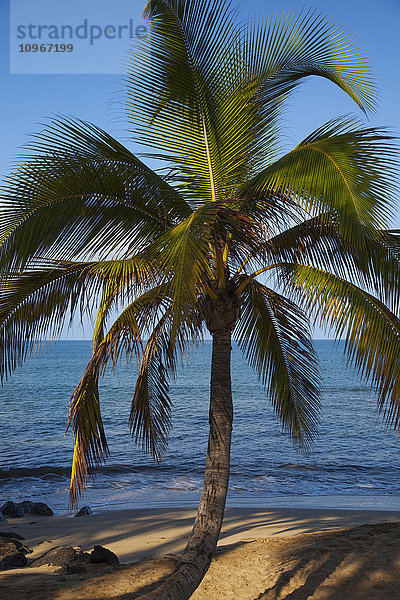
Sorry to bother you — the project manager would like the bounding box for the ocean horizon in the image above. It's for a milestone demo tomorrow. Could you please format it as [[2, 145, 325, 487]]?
[[1, 339, 400, 514]]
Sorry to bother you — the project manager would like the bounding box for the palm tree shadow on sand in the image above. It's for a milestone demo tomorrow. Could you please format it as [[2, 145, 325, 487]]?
[[255, 522, 400, 600], [1, 521, 400, 599]]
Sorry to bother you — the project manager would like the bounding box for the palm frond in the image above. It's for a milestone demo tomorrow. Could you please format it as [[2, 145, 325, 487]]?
[[0, 263, 96, 382], [66, 284, 173, 507], [150, 203, 218, 340], [125, 0, 241, 202], [246, 8, 376, 115], [130, 312, 174, 460], [90, 255, 161, 347], [235, 278, 320, 447], [0, 118, 191, 275], [0, 256, 157, 381], [67, 364, 108, 508], [130, 307, 203, 460], [238, 217, 400, 314], [128, 2, 378, 199], [280, 263, 400, 431], [240, 118, 398, 243], [152, 199, 270, 339]]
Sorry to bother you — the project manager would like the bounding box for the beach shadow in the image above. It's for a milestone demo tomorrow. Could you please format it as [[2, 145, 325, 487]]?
[[0, 540, 249, 600], [254, 522, 400, 600], [0, 560, 177, 600], [219, 506, 400, 540], [2, 513, 400, 600], [256, 548, 344, 600], [3, 506, 399, 566], [90, 541, 250, 600]]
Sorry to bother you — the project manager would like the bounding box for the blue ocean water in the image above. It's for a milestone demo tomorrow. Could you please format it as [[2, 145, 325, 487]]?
[[1, 340, 400, 513]]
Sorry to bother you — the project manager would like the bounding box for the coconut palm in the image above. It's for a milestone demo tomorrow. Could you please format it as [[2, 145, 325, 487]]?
[[1, 1, 400, 598]]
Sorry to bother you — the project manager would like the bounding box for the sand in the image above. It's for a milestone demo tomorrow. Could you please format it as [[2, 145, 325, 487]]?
[[1, 506, 400, 599]]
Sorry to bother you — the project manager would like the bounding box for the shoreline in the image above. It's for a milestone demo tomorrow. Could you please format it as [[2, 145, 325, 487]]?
[[36, 493, 400, 516], [1, 504, 400, 564]]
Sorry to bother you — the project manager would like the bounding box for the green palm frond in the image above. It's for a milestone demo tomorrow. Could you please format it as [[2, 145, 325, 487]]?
[[67, 284, 173, 506], [0, 257, 158, 381], [0, 118, 191, 275], [25, 118, 191, 224], [0, 263, 96, 382], [384, 230, 400, 264], [151, 203, 216, 339], [130, 312, 174, 461], [67, 365, 107, 508], [280, 264, 400, 430], [235, 278, 320, 447], [131, 306, 204, 461], [238, 217, 400, 314], [127, 0, 241, 202], [247, 9, 376, 115], [128, 2, 378, 199], [89, 257, 161, 347], [92, 284, 119, 351], [241, 118, 398, 242], [236, 215, 349, 279], [152, 200, 268, 339]]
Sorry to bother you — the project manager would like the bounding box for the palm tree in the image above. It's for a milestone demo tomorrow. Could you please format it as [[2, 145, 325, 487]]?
[[1, 0, 400, 597]]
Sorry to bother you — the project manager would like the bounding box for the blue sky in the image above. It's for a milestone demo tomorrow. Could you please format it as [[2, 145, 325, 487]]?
[[0, 0, 399, 339]]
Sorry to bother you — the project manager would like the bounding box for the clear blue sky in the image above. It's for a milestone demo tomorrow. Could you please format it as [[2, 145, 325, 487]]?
[[1, 0, 399, 339]]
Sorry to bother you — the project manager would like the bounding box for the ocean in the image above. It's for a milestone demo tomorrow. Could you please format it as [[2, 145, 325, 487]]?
[[1, 340, 400, 514]]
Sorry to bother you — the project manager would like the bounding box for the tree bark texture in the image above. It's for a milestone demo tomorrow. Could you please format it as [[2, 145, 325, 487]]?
[[140, 329, 233, 599]]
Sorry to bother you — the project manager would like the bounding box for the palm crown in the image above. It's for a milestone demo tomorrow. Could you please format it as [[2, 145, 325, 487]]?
[[1, 0, 399, 516]]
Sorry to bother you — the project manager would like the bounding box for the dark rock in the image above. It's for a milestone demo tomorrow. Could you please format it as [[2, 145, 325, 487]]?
[[0, 540, 21, 560], [75, 506, 92, 517], [1, 501, 24, 518], [90, 545, 119, 566], [29, 502, 53, 516], [0, 537, 23, 550], [0, 551, 28, 570], [30, 545, 90, 568], [0, 538, 32, 558], [19, 545, 32, 555], [0, 531, 25, 540], [0, 539, 30, 570], [18, 501, 53, 516], [0, 512, 4, 521], [55, 564, 87, 575]]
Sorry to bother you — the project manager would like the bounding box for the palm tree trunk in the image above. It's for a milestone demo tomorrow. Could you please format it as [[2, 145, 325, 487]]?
[[141, 329, 233, 599]]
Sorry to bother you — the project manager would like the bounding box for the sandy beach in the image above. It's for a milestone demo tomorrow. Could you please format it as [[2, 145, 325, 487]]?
[[1, 506, 400, 599]]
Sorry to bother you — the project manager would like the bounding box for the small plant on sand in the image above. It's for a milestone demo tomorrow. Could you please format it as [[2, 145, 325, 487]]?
[[1, 1, 400, 598]]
